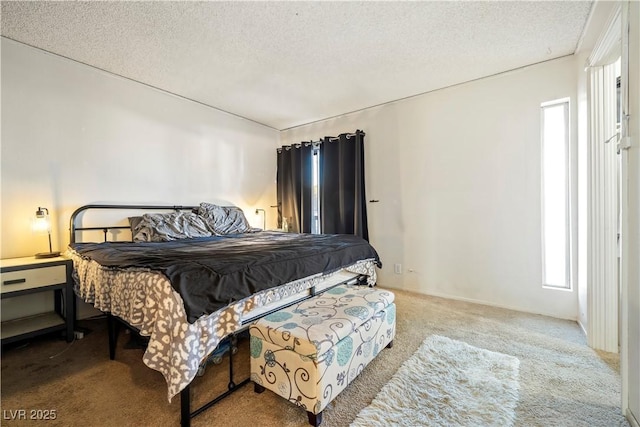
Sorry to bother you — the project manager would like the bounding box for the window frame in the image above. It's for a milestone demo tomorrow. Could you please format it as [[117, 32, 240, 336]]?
[[540, 97, 572, 290]]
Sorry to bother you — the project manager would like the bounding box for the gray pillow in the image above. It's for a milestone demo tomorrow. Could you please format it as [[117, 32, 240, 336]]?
[[130, 211, 213, 242], [128, 216, 144, 238], [197, 203, 252, 235]]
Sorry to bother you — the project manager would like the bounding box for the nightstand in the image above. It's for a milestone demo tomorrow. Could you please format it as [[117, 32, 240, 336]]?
[[1, 256, 75, 344]]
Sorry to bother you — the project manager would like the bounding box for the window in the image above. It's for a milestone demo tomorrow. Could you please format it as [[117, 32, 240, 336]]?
[[311, 145, 321, 234], [541, 98, 571, 289]]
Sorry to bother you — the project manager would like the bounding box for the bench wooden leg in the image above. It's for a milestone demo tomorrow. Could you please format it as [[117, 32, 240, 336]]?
[[307, 411, 322, 427], [254, 383, 265, 393], [386, 340, 394, 349]]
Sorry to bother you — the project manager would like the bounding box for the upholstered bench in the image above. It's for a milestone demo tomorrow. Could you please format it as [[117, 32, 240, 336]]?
[[249, 284, 396, 426]]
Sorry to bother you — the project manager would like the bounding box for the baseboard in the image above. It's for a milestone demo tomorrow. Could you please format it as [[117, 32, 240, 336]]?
[[407, 288, 577, 322], [628, 409, 640, 427]]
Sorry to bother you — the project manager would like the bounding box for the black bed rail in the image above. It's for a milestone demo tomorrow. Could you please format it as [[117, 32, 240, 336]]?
[[69, 204, 198, 243]]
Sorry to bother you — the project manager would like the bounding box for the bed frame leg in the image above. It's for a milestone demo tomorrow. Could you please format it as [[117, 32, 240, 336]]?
[[386, 340, 394, 349], [181, 385, 191, 427], [227, 335, 237, 389], [107, 314, 120, 360]]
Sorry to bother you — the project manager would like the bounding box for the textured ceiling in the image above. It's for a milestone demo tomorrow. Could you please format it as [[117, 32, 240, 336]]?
[[1, 1, 593, 130]]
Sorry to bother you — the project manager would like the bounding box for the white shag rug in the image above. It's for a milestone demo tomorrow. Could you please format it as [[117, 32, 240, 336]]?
[[351, 335, 520, 427]]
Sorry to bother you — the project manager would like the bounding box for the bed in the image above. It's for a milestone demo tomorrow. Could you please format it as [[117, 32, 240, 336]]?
[[67, 203, 381, 426]]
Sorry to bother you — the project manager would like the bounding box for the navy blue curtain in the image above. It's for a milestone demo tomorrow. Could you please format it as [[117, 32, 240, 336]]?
[[320, 130, 369, 240], [276, 143, 313, 233]]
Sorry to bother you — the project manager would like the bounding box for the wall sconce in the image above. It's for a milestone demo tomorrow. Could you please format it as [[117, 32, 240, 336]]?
[[32, 207, 60, 259], [255, 208, 266, 230]]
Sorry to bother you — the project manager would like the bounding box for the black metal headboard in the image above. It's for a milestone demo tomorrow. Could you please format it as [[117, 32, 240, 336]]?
[[69, 204, 198, 244]]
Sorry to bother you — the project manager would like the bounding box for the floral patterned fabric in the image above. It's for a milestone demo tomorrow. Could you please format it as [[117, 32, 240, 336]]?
[[250, 284, 396, 415]]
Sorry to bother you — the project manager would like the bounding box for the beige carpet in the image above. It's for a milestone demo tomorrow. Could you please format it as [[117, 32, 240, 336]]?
[[0, 288, 629, 427], [350, 335, 520, 427]]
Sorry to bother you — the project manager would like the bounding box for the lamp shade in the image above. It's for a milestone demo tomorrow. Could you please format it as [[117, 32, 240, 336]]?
[[32, 207, 52, 233], [32, 207, 60, 259]]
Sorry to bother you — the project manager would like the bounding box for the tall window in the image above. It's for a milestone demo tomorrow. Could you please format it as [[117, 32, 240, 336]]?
[[541, 98, 571, 289], [311, 145, 321, 234]]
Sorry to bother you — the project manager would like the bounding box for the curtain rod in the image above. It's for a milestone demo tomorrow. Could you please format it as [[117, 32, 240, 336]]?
[[279, 130, 365, 150], [327, 130, 365, 142]]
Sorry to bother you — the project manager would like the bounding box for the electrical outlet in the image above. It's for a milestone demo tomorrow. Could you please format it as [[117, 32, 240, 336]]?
[[394, 263, 402, 274]]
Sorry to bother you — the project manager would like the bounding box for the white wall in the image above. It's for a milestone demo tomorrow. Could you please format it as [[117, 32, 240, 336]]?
[[1, 39, 280, 319], [1, 38, 280, 259], [282, 56, 579, 320], [1, 39, 581, 322]]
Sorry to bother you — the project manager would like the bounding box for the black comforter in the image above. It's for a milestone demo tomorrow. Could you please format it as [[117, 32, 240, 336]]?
[[70, 232, 381, 323]]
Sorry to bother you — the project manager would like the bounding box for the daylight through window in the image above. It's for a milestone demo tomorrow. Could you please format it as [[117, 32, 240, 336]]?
[[541, 99, 571, 289]]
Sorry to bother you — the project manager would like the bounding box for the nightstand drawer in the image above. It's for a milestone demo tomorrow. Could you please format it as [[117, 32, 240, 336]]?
[[1, 265, 67, 294]]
